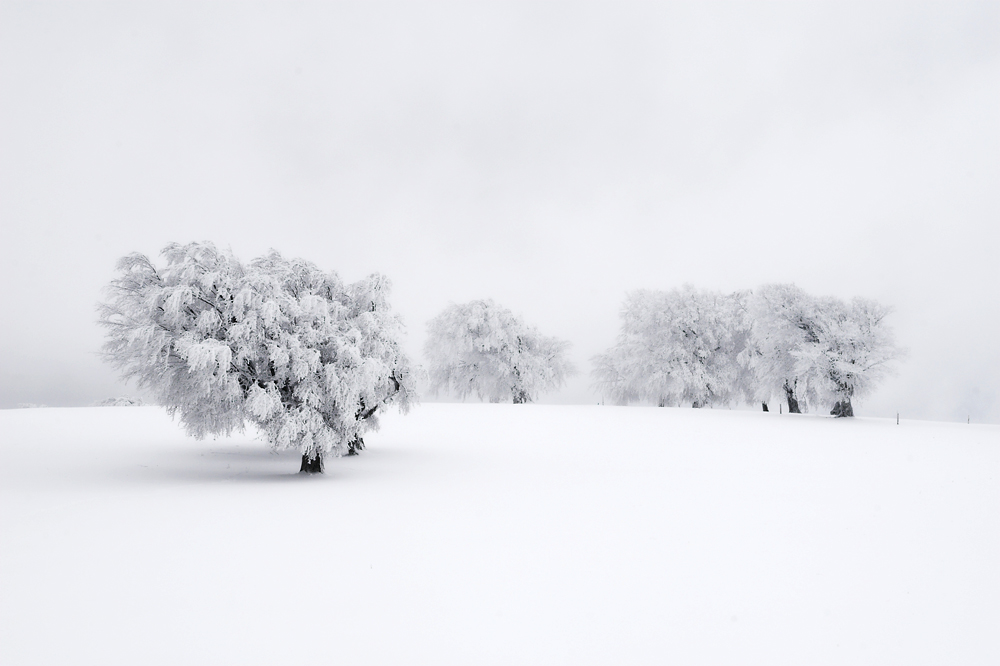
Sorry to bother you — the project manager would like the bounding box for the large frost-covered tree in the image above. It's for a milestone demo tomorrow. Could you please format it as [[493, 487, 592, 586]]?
[[424, 300, 574, 404], [98, 242, 415, 473], [743, 284, 901, 417], [742, 283, 825, 414], [799, 296, 902, 417], [593, 286, 745, 408]]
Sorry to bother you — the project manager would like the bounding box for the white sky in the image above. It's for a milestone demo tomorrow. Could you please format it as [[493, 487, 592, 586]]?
[[1, 2, 997, 422]]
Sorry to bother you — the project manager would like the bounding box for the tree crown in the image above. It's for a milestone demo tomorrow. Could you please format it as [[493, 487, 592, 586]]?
[[424, 299, 574, 404], [98, 242, 415, 458]]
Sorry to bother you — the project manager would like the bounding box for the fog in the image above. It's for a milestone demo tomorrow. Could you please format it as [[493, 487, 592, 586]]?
[[1, 2, 997, 422]]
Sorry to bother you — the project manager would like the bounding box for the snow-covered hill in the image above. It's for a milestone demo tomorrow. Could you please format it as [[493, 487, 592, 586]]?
[[1, 404, 997, 665]]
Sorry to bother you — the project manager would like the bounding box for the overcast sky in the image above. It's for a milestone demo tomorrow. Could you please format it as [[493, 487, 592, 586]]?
[[1, 1, 997, 422]]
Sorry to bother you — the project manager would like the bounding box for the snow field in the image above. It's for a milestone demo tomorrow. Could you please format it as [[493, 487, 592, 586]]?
[[1, 404, 997, 665]]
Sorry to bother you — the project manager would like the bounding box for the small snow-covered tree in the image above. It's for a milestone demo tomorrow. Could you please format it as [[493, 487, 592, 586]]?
[[593, 286, 745, 408], [424, 300, 574, 403], [97, 242, 416, 473], [797, 296, 902, 417]]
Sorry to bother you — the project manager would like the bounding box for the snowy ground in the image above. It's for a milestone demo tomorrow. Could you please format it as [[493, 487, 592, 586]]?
[[1, 404, 997, 665]]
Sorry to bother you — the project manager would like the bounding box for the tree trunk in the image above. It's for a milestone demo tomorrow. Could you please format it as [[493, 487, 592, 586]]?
[[784, 382, 801, 414], [512, 389, 530, 404], [830, 399, 854, 417], [692, 400, 703, 408], [762, 402, 769, 412], [299, 451, 325, 474], [347, 435, 364, 456]]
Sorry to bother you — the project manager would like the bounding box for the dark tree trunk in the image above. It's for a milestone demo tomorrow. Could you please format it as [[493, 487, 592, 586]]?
[[299, 451, 325, 474], [762, 402, 769, 412], [692, 400, 703, 408], [512, 390, 530, 404], [784, 382, 801, 414], [830, 399, 854, 417], [347, 435, 365, 456]]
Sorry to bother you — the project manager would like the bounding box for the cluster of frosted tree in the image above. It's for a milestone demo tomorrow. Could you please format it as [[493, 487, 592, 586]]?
[[94, 396, 144, 407], [593, 284, 900, 417], [424, 300, 574, 404], [98, 242, 415, 473]]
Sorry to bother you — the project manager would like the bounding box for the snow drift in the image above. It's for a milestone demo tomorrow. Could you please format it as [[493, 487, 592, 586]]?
[[1, 404, 996, 665]]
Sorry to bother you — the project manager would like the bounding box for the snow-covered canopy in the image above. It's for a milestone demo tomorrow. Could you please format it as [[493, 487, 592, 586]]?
[[98, 242, 415, 459], [425, 299, 574, 404]]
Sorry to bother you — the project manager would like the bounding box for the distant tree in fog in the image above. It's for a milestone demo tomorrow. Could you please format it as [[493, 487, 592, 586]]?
[[94, 397, 144, 407], [425, 300, 574, 404], [98, 242, 416, 473], [595, 283, 901, 417], [593, 286, 745, 408]]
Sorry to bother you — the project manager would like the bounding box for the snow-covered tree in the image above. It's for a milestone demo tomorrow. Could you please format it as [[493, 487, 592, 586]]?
[[424, 300, 574, 403], [727, 289, 762, 409], [594, 282, 900, 416], [593, 286, 746, 408], [97, 242, 416, 473], [742, 283, 825, 413], [744, 285, 901, 417], [798, 296, 902, 417]]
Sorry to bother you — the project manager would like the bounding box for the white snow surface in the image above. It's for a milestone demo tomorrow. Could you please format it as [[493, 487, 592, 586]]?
[[1, 404, 997, 665]]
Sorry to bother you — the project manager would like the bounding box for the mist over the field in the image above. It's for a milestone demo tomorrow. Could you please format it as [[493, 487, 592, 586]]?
[[1, 2, 997, 422]]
